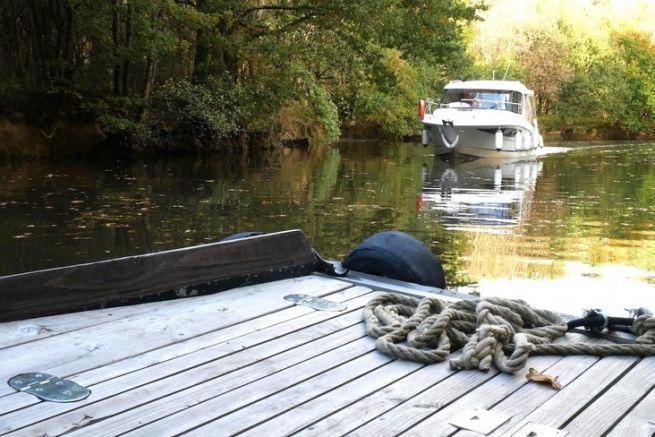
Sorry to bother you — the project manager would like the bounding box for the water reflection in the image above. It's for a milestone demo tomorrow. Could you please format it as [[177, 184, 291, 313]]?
[[418, 155, 542, 233], [2, 141, 655, 310]]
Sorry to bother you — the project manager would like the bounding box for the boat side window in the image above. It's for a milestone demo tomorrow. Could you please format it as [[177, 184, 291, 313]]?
[[478, 91, 516, 111], [524, 95, 535, 122], [440, 89, 525, 113], [478, 92, 500, 109], [509, 91, 523, 114], [441, 90, 474, 108]]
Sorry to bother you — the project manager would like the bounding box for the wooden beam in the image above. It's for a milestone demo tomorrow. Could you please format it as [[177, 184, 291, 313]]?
[[0, 229, 317, 322]]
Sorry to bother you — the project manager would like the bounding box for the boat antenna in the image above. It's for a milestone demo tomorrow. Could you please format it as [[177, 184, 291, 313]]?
[[502, 62, 511, 80]]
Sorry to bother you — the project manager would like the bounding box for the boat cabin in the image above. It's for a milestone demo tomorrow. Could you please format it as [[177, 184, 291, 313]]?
[[439, 80, 537, 121]]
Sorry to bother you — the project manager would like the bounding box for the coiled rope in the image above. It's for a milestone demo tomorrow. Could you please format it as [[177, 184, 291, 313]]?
[[363, 293, 655, 373]]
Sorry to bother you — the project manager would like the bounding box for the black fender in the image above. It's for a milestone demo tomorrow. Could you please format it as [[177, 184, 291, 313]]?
[[342, 231, 445, 288]]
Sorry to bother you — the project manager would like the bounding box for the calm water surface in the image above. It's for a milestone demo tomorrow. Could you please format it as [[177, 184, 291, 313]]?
[[2, 141, 655, 310]]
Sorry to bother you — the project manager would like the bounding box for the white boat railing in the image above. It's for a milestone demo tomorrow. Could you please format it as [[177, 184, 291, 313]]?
[[427, 98, 522, 114]]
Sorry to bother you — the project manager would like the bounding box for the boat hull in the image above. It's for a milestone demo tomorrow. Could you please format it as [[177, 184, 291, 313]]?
[[425, 124, 540, 158]]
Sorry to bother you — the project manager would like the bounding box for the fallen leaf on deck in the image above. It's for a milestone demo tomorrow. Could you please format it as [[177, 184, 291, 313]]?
[[526, 367, 561, 389]]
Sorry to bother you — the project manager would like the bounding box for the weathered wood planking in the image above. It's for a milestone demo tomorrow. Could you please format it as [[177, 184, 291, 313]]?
[[63, 322, 369, 437], [293, 353, 463, 437], [418, 355, 600, 437], [348, 366, 500, 436], [402, 354, 570, 437], [563, 356, 655, 435], [58, 337, 380, 437], [0, 284, 375, 435], [417, 334, 604, 436], [0, 297, 211, 350], [607, 381, 655, 436], [0, 275, 352, 401], [238, 359, 424, 436], [497, 355, 639, 436], [0, 229, 317, 321], [179, 350, 394, 436], [0, 286, 371, 430], [2, 269, 653, 436]]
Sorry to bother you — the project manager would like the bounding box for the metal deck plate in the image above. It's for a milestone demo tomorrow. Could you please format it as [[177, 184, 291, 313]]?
[[284, 294, 347, 312], [449, 408, 511, 434], [8, 372, 91, 402], [512, 423, 567, 437]]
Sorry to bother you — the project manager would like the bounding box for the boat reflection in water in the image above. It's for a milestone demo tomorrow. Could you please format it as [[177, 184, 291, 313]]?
[[418, 155, 543, 233]]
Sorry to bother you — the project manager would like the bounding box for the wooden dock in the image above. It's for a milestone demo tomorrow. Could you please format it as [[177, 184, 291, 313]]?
[[0, 230, 653, 436], [0, 273, 653, 436]]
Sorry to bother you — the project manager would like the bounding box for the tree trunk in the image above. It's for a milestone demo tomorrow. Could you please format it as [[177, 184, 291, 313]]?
[[139, 3, 164, 122], [192, 28, 208, 83], [140, 55, 158, 122], [112, 0, 122, 96], [122, 0, 133, 96], [191, 0, 208, 83]]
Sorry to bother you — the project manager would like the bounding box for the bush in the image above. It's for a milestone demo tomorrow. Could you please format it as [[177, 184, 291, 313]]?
[[151, 79, 242, 149]]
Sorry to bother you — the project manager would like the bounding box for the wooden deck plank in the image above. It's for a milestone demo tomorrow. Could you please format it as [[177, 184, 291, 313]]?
[[182, 351, 395, 436], [607, 384, 655, 436], [407, 334, 603, 436], [10, 322, 371, 437], [0, 283, 370, 420], [240, 359, 424, 436], [117, 339, 383, 436], [0, 230, 318, 322], [292, 354, 461, 437], [401, 355, 572, 437], [496, 355, 639, 436], [564, 356, 655, 436], [1, 290, 376, 434], [0, 303, 167, 350], [0, 275, 352, 398], [344, 366, 500, 436]]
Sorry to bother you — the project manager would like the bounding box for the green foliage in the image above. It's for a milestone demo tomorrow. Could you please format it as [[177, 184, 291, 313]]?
[[468, 1, 655, 138], [613, 32, 655, 133], [0, 0, 480, 151], [152, 78, 243, 147], [554, 31, 655, 135]]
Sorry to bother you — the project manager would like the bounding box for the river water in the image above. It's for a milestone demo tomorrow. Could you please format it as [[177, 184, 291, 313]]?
[[2, 141, 654, 314]]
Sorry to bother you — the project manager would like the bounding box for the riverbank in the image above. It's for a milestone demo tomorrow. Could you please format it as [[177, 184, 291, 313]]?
[[2, 116, 654, 159], [0, 118, 108, 158]]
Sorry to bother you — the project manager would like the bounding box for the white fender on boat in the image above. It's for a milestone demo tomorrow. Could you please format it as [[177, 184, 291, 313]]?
[[495, 129, 503, 151], [515, 130, 523, 150], [422, 128, 429, 146], [532, 131, 538, 148], [539, 134, 544, 148], [524, 132, 531, 149]]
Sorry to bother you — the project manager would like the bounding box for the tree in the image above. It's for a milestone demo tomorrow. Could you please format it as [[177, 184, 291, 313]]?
[[0, 0, 481, 152]]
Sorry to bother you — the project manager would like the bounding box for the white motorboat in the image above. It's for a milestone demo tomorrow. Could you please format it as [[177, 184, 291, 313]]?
[[418, 80, 544, 158]]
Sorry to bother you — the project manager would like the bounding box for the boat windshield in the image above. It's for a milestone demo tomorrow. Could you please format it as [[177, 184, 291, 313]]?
[[440, 89, 523, 114]]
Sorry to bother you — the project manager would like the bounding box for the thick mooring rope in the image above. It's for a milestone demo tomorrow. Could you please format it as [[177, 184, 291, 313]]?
[[363, 293, 655, 373]]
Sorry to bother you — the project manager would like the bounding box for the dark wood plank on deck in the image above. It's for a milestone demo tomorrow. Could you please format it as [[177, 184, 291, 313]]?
[[0, 229, 317, 322]]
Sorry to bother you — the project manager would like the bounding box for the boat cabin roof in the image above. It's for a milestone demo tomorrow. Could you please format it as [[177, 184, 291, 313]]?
[[445, 80, 533, 95]]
